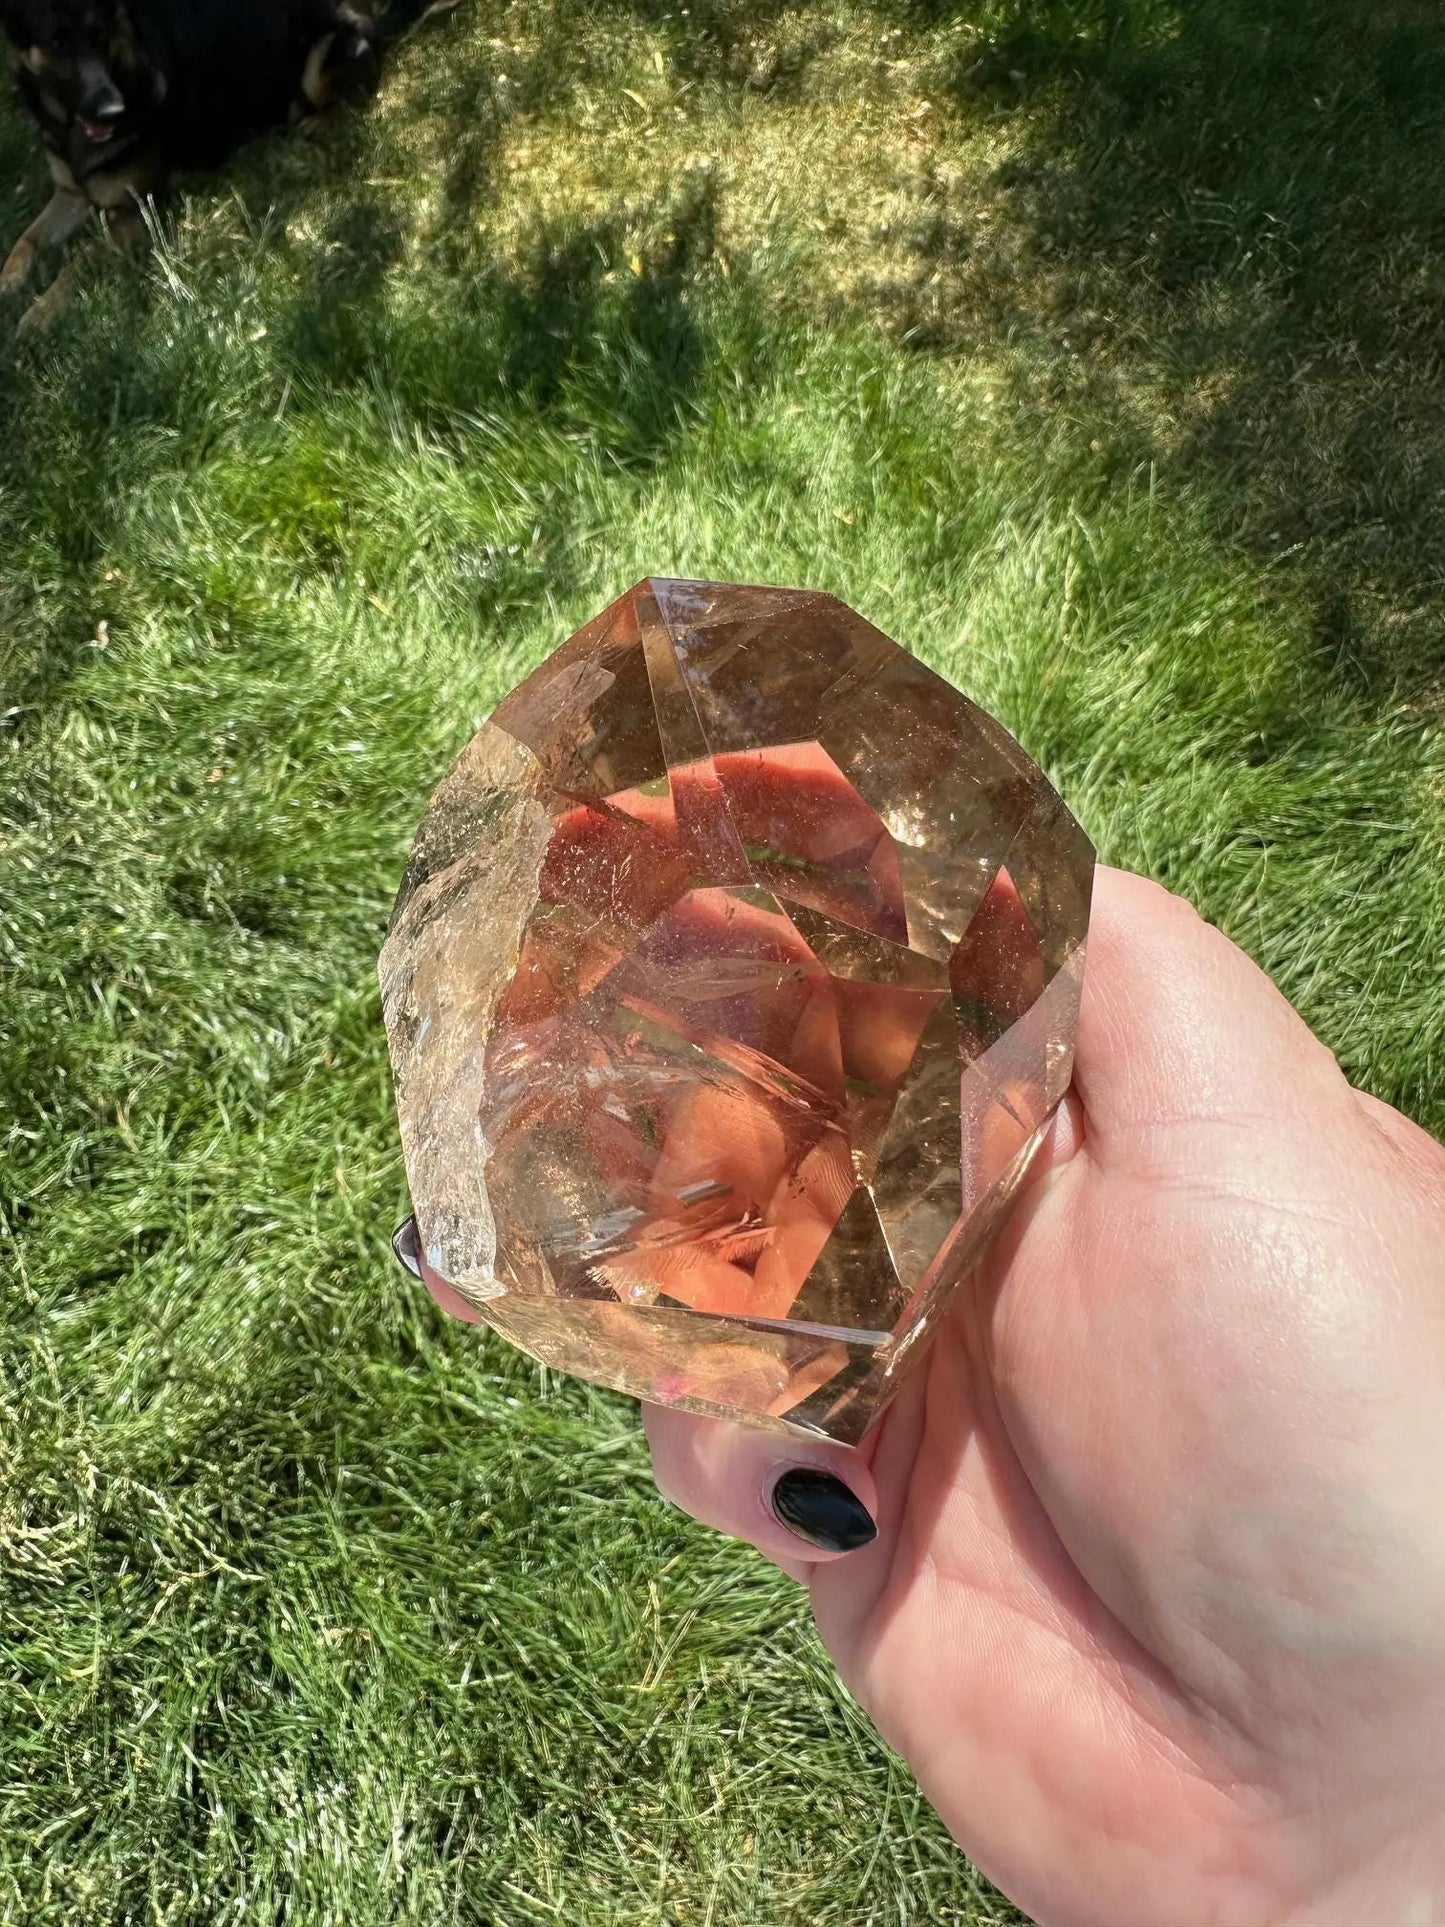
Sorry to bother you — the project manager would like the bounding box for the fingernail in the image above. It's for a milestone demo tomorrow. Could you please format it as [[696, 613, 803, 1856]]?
[[392, 1215, 422, 1277], [771, 1468, 877, 1553]]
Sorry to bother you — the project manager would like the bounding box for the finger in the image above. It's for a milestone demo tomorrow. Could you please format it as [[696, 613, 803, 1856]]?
[[1074, 865, 1354, 1151], [423, 1273, 485, 1323], [642, 1403, 879, 1572], [394, 1215, 485, 1324]]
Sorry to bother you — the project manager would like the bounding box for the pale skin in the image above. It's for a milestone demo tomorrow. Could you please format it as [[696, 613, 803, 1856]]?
[[422, 866, 1445, 1927]]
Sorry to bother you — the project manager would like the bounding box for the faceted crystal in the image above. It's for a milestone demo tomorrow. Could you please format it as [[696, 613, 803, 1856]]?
[[380, 580, 1094, 1442]]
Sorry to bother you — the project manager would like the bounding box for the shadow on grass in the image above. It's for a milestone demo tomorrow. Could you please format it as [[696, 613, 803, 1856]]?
[[0, 34, 719, 719], [865, 0, 1445, 700], [4, 0, 1443, 714], [273, 165, 716, 447]]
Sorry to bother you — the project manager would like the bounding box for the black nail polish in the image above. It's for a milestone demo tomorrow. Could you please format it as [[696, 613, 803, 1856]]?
[[771, 1468, 877, 1553], [392, 1215, 422, 1278]]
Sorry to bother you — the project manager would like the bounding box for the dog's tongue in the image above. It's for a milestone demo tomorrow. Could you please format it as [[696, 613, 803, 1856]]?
[[80, 117, 115, 144]]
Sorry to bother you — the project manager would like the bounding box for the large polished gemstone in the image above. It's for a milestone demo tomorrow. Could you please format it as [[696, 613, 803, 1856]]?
[[380, 580, 1093, 1442]]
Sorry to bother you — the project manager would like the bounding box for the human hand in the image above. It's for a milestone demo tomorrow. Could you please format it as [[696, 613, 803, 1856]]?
[[399, 736, 1445, 1926], [644, 866, 1445, 1927]]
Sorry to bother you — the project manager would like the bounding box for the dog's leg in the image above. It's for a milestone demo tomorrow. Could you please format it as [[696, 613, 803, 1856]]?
[[297, 18, 382, 117], [15, 198, 148, 339], [0, 189, 93, 301], [104, 202, 149, 252], [15, 256, 80, 336]]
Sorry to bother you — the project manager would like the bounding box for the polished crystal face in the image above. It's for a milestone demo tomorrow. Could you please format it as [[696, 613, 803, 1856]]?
[[380, 580, 1093, 1442]]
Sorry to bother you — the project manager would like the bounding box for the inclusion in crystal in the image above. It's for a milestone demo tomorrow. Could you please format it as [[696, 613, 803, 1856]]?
[[379, 580, 1093, 1442]]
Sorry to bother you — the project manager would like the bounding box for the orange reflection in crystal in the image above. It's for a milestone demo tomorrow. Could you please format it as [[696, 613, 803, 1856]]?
[[484, 745, 942, 1329], [380, 579, 1094, 1441]]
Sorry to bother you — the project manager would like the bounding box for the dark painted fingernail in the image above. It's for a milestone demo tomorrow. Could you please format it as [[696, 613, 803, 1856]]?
[[392, 1215, 422, 1277], [771, 1468, 877, 1553]]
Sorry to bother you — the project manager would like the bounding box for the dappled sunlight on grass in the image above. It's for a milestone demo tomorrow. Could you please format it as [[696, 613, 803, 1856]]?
[[1, 0, 1442, 1920]]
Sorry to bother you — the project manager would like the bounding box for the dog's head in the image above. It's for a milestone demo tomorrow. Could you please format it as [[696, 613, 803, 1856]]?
[[1, 0, 136, 148]]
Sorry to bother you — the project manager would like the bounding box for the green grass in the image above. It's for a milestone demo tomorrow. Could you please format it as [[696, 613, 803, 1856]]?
[[2, 0, 1443, 1920]]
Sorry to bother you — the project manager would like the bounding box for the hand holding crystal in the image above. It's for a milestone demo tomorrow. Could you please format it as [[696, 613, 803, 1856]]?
[[408, 807, 1445, 1921], [642, 865, 1445, 1927], [387, 584, 1445, 1926]]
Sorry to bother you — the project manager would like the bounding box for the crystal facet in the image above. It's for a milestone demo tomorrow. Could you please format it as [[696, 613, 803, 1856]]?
[[380, 581, 1094, 1442]]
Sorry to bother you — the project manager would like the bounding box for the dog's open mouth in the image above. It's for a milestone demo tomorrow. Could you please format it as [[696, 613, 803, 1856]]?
[[78, 116, 118, 144]]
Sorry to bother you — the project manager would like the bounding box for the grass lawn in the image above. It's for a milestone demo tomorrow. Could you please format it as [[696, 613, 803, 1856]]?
[[2, 0, 1443, 1919]]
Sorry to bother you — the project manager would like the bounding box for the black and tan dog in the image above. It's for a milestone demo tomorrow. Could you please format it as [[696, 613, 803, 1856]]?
[[1, 0, 438, 333]]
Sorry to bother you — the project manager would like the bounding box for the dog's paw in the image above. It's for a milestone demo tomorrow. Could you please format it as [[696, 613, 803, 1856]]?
[[0, 242, 36, 300], [15, 277, 73, 339]]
